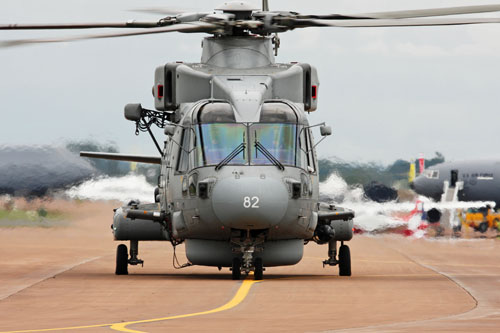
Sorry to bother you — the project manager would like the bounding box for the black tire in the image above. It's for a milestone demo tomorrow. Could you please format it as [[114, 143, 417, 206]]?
[[115, 244, 128, 275], [339, 244, 351, 277], [254, 257, 263, 280], [479, 222, 488, 233], [231, 257, 241, 280], [154, 187, 160, 203]]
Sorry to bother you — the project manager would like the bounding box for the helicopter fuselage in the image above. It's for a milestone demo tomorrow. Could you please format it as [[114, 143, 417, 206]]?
[[110, 35, 352, 276]]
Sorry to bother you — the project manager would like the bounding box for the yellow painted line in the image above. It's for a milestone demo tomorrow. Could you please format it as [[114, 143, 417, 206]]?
[[110, 279, 259, 332], [0, 323, 112, 333], [1, 279, 259, 333]]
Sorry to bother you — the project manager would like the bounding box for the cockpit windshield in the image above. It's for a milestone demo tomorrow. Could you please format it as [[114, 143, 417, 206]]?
[[189, 101, 314, 171], [195, 123, 247, 167], [251, 124, 296, 166], [194, 122, 300, 168]]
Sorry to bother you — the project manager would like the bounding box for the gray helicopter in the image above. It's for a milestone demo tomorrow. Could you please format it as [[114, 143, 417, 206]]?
[[4, 1, 500, 280]]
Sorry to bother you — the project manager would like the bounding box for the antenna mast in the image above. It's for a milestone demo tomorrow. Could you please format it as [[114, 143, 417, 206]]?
[[262, 0, 269, 11]]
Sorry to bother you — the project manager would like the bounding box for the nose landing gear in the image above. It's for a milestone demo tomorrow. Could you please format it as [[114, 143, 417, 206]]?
[[230, 229, 266, 280], [231, 256, 264, 280]]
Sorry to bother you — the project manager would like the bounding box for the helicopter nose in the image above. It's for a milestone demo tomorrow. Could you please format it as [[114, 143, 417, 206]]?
[[211, 176, 289, 229]]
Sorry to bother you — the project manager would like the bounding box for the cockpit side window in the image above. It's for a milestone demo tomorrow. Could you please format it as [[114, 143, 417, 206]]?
[[306, 129, 316, 173], [298, 129, 308, 169], [176, 129, 190, 173]]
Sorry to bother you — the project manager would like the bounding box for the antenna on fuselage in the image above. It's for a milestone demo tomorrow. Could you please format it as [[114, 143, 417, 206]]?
[[262, 0, 269, 11]]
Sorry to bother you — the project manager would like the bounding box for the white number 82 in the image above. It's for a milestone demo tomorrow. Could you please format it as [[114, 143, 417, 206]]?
[[243, 196, 260, 208]]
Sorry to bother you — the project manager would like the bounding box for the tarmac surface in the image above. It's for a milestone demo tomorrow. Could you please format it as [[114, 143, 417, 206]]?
[[1, 200, 500, 332]]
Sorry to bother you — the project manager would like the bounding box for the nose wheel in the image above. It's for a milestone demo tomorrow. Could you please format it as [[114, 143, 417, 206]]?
[[254, 257, 263, 280], [231, 257, 241, 280]]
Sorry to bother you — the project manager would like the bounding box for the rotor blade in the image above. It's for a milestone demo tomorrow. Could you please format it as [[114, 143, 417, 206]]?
[[129, 9, 211, 24], [130, 7, 189, 16], [0, 21, 166, 30], [299, 4, 500, 20], [80, 152, 161, 164], [361, 4, 500, 20], [293, 17, 500, 28], [0, 22, 218, 48]]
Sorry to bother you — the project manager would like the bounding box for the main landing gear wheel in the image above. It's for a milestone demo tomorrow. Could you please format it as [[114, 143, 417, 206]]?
[[115, 244, 128, 275], [254, 257, 263, 280], [479, 222, 488, 233], [338, 244, 351, 277], [232, 257, 241, 280]]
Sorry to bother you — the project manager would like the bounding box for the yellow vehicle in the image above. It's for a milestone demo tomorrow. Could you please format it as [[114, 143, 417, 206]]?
[[459, 206, 500, 233]]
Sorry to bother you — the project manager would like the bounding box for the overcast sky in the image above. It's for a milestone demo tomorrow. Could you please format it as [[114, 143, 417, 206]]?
[[1, 0, 500, 164]]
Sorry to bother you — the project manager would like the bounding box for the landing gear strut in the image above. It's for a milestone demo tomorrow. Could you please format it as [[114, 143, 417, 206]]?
[[323, 240, 351, 276], [128, 240, 144, 266]]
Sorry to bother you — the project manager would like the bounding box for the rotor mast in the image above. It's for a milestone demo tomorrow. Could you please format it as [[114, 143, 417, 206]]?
[[201, 2, 275, 68], [201, 36, 275, 68]]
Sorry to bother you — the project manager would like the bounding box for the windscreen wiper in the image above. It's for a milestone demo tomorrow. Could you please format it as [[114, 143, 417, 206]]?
[[215, 142, 246, 171], [255, 141, 285, 171]]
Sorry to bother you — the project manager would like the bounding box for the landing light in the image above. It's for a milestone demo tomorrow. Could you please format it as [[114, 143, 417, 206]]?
[[124, 103, 143, 122]]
